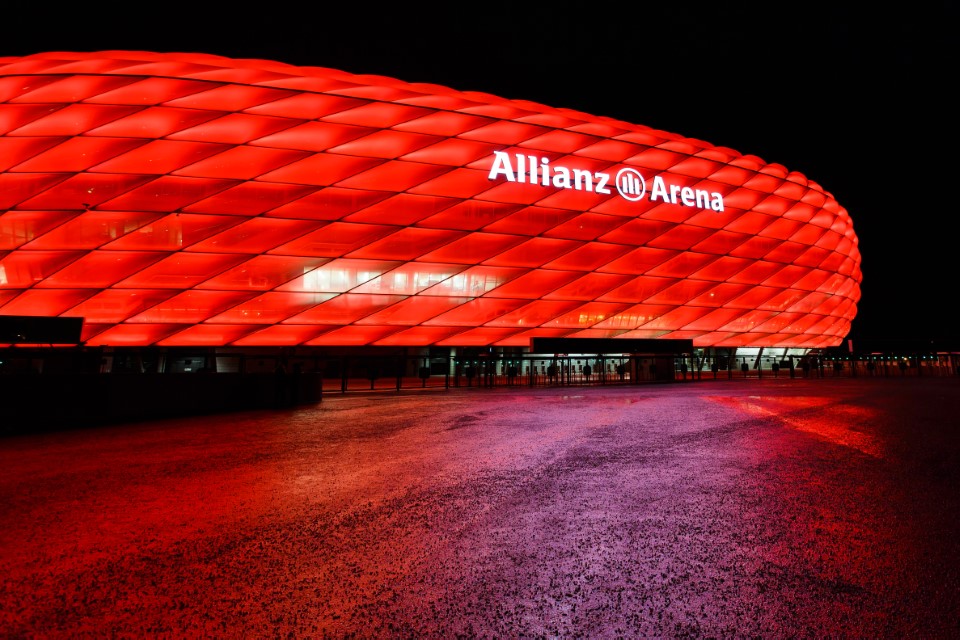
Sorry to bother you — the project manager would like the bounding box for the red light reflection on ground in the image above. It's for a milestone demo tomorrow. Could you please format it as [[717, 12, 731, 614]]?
[[1, 379, 957, 637], [709, 394, 885, 457]]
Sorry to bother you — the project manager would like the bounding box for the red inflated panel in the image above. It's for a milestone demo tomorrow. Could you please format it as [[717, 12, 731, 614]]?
[[113, 253, 249, 288], [541, 243, 634, 272], [0, 251, 84, 286], [156, 324, 258, 346], [482, 270, 583, 300], [38, 251, 168, 288], [188, 218, 324, 254], [269, 222, 395, 258], [0, 289, 95, 316], [89, 140, 229, 175], [8, 104, 141, 137], [415, 200, 523, 231], [303, 324, 401, 346], [84, 323, 186, 346], [86, 106, 224, 138], [285, 293, 407, 324], [544, 273, 636, 301], [417, 233, 528, 264], [354, 295, 469, 326], [0, 51, 861, 348], [485, 299, 586, 327], [102, 214, 245, 251], [196, 255, 331, 291], [207, 292, 336, 324], [63, 289, 180, 323], [593, 304, 678, 331], [482, 237, 583, 268], [372, 325, 465, 346], [264, 188, 391, 222], [231, 324, 331, 346], [21, 211, 163, 250], [544, 302, 631, 329], [423, 297, 529, 326], [419, 266, 526, 297], [435, 326, 522, 346], [349, 263, 468, 295], [13, 137, 146, 173], [129, 290, 254, 323], [273, 259, 401, 293], [342, 193, 458, 226]]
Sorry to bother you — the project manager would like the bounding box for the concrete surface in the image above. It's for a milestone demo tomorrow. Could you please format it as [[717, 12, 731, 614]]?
[[1, 377, 958, 638]]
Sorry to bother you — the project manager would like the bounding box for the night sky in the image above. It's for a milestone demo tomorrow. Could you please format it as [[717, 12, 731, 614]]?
[[4, 4, 958, 346]]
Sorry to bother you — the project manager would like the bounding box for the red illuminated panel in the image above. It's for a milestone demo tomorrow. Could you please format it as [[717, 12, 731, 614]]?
[[187, 218, 324, 254], [113, 253, 248, 288], [0, 289, 95, 316], [37, 251, 167, 287], [354, 295, 469, 326], [595, 304, 692, 331], [544, 302, 631, 329], [14, 137, 146, 173], [484, 299, 583, 327], [0, 211, 80, 249], [0, 51, 861, 348], [155, 324, 258, 346], [127, 290, 254, 323], [342, 193, 457, 226], [21, 211, 164, 250], [207, 292, 335, 324], [0, 251, 84, 286], [231, 324, 331, 346], [303, 325, 401, 346], [285, 293, 407, 324], [64, 289, 179, 323], [195, 255, 330, 291], [435, 327, 522, 346], [102, 214, 245, 251], [349, 263, 467, 295], [372, 325, 466, 346], [84, 323, 185, 346]]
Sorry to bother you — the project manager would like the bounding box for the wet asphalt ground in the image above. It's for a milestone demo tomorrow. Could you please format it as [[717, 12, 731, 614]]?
[[1, 377, 958, 639]]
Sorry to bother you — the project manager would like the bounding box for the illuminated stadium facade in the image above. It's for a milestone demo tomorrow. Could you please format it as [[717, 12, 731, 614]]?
[[0, 51, 861, 381]]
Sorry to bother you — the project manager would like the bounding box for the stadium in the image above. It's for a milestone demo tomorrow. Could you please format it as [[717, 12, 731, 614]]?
[[0, 50, 875, 419]]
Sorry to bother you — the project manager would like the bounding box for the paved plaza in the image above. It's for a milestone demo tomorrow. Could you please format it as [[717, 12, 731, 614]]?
[[2, 377, 958, 638]]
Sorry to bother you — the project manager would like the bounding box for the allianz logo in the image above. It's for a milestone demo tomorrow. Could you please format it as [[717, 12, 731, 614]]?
[[487, 150, 724, 212]]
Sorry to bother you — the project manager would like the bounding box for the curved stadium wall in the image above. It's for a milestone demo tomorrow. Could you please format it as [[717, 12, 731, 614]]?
[[0, 51, 861, 351]]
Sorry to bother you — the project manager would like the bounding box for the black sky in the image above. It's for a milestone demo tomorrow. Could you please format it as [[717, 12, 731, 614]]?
[[4, 4, 959, 345]]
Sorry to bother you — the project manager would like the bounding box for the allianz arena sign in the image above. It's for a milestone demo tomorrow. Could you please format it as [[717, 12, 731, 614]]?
[[488, 150, 726, 210], [0, 51, 860, 349]]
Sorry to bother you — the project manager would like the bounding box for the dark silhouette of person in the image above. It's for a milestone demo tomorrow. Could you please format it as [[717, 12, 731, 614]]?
[[290, 362, 302, 404], [582, 363, 592, 382], [274, 361, 288, 407], [741, 361, 749, 377]]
